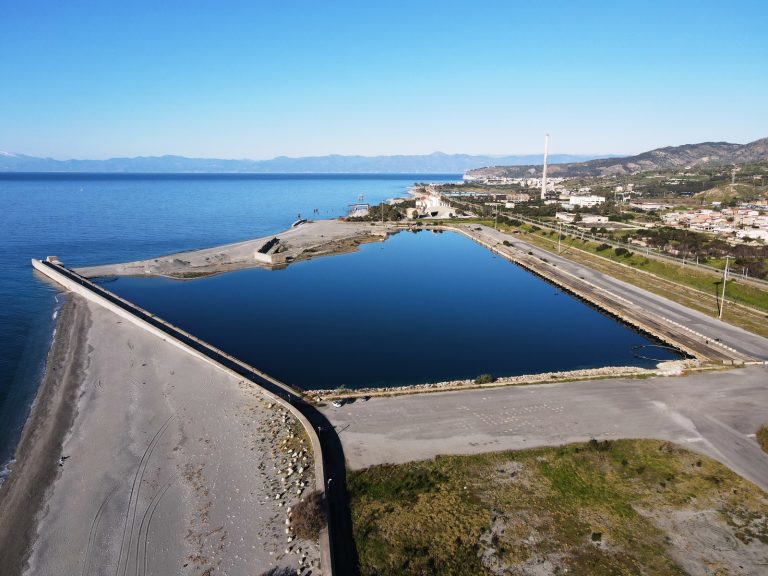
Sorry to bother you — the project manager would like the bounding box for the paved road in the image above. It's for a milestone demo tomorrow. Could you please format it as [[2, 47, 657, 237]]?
[[462, 225, 768, 361], [323, 365, 768, 492]]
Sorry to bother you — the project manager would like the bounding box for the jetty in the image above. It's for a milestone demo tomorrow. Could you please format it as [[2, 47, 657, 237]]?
[[30, 257, 349, 575]]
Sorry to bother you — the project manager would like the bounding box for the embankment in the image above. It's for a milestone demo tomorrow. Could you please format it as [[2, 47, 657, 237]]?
[[440, 224, 755, 365]]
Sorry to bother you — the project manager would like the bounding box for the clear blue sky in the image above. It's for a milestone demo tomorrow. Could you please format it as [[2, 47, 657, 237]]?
[[1, 0, 766, 159]]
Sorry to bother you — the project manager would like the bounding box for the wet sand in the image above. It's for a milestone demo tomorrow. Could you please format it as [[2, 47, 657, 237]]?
[[0, 295, 318, 576], [0, 295, 88, 574]]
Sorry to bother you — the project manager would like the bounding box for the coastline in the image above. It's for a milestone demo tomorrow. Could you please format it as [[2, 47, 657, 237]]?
[[1, 291, 320, 575], [74, 219, 395, 279], [0, 294, 89, 574]]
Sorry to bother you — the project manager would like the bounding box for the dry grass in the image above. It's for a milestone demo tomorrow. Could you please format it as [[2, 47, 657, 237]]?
[[758, 426, 768, 454], [348, 439, 768, 576], [292, 489, 326, 541]]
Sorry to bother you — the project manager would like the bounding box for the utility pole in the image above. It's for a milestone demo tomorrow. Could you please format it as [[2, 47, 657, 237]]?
[[558, 222, 562, 254], [719, 256, 730, 319]]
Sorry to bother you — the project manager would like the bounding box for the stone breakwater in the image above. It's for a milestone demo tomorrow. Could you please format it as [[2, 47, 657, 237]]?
[[310, 362, 701, 400]]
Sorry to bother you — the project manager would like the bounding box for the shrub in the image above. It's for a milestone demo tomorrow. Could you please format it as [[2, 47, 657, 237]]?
[[596, 243, 611, 252], [614, 247, 630, 257], [292, 490, 326, 541], [588, 438, 613, 452], [758, 426, 768, 454], [503, 240, 512, 246], [260, 569, 296, 576], [474, 374, 496, 384]]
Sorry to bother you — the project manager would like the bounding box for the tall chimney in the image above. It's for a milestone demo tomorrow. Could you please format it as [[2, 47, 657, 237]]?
[[541, 134, 549, 201]]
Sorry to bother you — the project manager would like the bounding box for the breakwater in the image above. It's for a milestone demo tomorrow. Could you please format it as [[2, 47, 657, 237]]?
[[30, 258, 337, 575]]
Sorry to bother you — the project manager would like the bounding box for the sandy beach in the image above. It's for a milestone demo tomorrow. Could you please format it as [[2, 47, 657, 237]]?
[[0, 294, 319, 576], [0, 296, 89, 574]]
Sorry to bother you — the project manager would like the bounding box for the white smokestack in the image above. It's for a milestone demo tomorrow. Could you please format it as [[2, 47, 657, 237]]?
[[541, 133, 549, 201]]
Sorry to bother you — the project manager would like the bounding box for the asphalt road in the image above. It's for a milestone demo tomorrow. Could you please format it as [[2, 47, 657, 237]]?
[[465, 225, 768, 361], [323, 365, 768, 492]]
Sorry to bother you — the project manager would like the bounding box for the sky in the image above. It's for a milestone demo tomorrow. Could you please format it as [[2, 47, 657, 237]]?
[[1, 0, 767, 159]]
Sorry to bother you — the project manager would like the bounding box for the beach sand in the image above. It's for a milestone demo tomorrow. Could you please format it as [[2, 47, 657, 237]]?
[[0, 294, 318, 576]]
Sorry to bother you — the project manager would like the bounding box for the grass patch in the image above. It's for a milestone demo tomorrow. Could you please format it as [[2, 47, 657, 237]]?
[[349, 439, 768, 576]]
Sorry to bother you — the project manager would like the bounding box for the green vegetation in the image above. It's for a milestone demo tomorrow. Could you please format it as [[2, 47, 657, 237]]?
[[627, 227, 768, 279], [349, 200, 415, 222], [474, 374, 496, 384], [758, 426, 768, 454], [349, 439, 768, 576]]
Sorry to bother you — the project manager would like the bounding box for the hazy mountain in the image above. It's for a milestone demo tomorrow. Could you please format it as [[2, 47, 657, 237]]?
[[0, 151, 613, 174], [465, 137, 768, 179]]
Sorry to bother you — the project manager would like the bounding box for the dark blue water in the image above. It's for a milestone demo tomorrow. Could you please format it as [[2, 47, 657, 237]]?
[[108, 230, 681, 390], [0, 173, 455, 480]]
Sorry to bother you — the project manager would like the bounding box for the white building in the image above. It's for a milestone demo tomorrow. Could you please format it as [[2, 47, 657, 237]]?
[[569, 195, 606, 208]]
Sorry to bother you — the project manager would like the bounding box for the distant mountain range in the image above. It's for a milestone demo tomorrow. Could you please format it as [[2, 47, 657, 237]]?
[[466, 137, 768, 179], [0, 151, 614, 174]]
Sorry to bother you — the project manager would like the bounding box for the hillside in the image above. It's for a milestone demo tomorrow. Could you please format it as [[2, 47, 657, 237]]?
[[0, 151, 611, 174], [466, 137, 768, 179]]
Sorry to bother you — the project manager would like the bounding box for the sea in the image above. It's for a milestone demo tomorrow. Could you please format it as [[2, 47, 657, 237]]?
[[0, 172, 449, 482]]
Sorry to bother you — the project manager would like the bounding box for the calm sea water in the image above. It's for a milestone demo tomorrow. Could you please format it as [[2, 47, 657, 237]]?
[[0, 173, 453, 479], [109, 230, 680, 390]]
